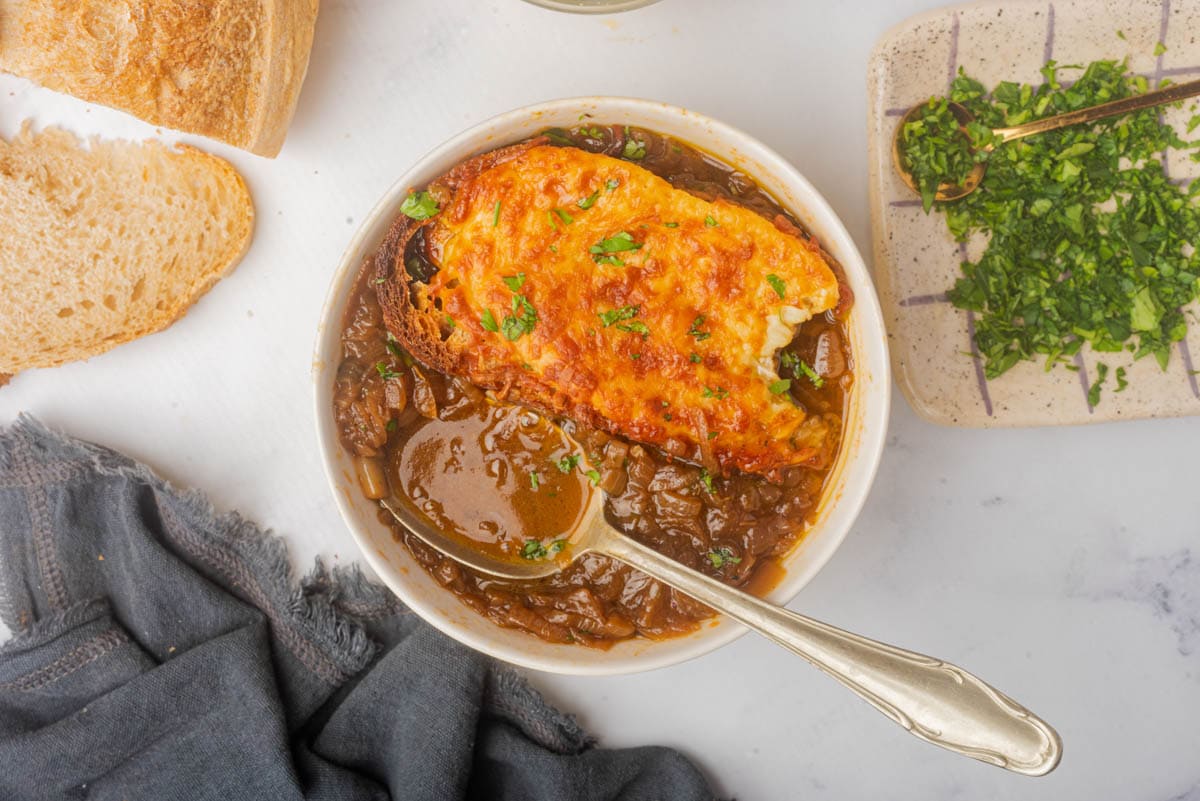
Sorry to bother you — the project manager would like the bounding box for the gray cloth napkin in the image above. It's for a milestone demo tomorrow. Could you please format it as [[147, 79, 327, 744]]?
[[0, 416, 715, 801]]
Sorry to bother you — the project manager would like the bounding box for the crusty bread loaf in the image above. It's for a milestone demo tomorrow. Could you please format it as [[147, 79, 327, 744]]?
[[0, 124, 254, 382], [0, 0, 319, 157]]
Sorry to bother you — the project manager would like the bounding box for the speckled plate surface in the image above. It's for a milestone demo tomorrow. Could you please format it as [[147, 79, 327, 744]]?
[[867, 0, 1200, 427]]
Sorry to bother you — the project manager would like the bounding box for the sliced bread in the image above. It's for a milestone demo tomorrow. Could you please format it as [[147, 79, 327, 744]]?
[[0, 124, 254, 382], [0, 0, 319, 157]]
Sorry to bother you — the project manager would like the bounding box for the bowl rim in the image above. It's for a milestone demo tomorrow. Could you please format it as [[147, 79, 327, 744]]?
[[313, 96, 891, 675], [521, 0, 662, 13]]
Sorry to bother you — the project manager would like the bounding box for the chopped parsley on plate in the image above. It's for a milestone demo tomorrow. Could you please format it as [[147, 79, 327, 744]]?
[[904, 59, 1200, 401]]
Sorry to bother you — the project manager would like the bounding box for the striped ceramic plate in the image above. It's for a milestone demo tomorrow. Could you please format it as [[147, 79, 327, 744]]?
[[867, 0, 1200, 426]]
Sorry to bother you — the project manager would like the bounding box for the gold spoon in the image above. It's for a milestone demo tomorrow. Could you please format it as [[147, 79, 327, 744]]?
[[893, 78, 1200, 202], [380, 467, 1062, 775]]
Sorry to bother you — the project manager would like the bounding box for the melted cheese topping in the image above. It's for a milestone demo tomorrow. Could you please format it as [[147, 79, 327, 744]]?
[[419, 145, 840, 475]]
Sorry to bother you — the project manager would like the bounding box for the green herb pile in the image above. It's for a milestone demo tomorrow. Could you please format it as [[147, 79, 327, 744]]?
[[899, 97, 998, 212], [910, 59, 1200, 401]]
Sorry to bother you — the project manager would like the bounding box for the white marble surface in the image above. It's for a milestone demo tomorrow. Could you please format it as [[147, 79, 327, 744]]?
[[2, 0, 1198, 798]]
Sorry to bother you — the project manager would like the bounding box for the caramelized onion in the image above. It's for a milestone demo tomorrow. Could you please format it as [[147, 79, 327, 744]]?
[[355, 456, 389, 500]]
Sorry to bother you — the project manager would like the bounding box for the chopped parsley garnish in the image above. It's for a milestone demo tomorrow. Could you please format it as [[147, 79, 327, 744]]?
[[385, 336, 405, 359], [910, 59, 1200, 397], [702, 386, 729, 399], [689, 352, 702, 364], [698, 469, 717, 495], [704, 215, 719, 227], [622, 127, 646, 160], [796, 362, 825, 388], [553, 207, 575, 225], [706, 546, 741, 569], [501, 294, 538, 341], [555, 454, 580, 473], [521, 538, 566, 560], [480, 309, 499, 332], [577, 190, 600, 210], [502, 273, 526, 291], [585, 469, 601, 486], [375, 362, 401, 380], [1087, 363, 1109, 406], [766, 273, 787, 299], [492, 200, 501, 227], [768, 378, 792, 394], [630, 353, 641, 360], [616, 321, 650, 339], [598, 305, 640, 327], [779, 351, 823, 387], [400, 191, 439, 220], [1154, 41, 1168, 56], [688, 315, 711, 341], [443, 314, 456, 330], [1115, 366, 1129, 392], [605, 178, 620, 191], [529, 471, 540, 490], [707, 431, 718, 440], [664, 221, 679, 228], [590, 231, 643, 266], [386, 419, 397, 432]]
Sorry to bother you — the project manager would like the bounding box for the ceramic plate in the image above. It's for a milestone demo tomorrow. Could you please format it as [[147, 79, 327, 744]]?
[[867, 0, 1200, 426]]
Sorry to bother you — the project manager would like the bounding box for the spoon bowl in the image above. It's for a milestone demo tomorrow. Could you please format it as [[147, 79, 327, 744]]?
[[891, 101, 987, 203]]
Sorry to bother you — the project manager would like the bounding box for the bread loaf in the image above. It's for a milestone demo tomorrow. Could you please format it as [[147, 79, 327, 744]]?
[[0, 0, 319, 157]]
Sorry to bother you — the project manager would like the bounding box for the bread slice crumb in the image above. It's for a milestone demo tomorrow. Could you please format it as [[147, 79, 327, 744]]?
[[0, 124, 254, 381]]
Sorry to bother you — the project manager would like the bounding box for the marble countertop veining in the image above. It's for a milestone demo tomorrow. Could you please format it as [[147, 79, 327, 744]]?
[[1, 0, 1198, 798]]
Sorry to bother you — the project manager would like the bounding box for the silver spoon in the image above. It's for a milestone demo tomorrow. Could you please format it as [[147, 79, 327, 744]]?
[[893, 77, 1200, 202], [380, 469, 1062, 775]]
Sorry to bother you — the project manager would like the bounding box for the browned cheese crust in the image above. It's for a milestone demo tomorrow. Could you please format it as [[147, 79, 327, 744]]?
[[375, 141, 841, 476]]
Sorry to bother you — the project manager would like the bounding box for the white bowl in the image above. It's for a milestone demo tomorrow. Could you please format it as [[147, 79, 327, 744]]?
[[313, 97, 891, 675]]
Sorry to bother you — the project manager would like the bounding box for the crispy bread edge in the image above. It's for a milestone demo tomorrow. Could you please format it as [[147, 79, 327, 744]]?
[[375, 139, 547, 378]]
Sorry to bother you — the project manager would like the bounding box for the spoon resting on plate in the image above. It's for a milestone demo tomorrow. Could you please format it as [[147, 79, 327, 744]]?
[[892, 77, 1200, 203], [379, 463, 1062, 776]]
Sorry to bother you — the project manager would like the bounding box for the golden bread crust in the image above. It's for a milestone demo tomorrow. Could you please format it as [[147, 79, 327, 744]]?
[[0, 0, 318, 156]]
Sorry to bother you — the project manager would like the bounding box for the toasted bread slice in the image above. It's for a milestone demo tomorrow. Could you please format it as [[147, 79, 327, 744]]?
[[0, 124, 254, 382], [0, 0, 318, 157], [375, 142, 841, 476]]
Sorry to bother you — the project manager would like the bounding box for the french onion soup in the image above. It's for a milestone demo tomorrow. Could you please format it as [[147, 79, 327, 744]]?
[[334, 124, 854, 646]]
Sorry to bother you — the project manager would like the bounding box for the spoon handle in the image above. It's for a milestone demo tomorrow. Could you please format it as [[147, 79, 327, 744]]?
[[597, 530, 1062, 776], [994, 78, 1200, 143]]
